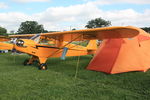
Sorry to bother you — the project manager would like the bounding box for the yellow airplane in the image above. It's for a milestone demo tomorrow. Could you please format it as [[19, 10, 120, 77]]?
[[8, 26, 138, 70]]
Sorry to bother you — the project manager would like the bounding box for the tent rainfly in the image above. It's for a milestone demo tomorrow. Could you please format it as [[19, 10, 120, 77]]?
[[87, 26, 150, 74]]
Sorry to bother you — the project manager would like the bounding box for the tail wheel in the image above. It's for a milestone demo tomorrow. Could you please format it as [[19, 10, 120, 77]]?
[[39, 63, 47, 70]]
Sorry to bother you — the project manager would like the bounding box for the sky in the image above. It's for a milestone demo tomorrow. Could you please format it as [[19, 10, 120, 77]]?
[[0, 0, 150, 32]]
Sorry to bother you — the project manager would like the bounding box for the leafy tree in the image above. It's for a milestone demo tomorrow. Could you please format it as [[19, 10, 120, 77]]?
[[85, 17, 111, 28], [17, 21, 48, 34], [72, 28, 76, 30], [141, 27, 150, 33], [0, 26, 7, 35]]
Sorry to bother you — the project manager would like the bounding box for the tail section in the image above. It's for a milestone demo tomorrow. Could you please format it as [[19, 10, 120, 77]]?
[[86, 40, 97, 51]]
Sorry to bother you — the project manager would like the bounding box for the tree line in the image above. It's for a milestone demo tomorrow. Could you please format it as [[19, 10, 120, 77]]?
[[0, 17, 150, 35]]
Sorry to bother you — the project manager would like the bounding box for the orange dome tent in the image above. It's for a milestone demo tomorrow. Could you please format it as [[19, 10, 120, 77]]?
[[87, 26, 150, 74]]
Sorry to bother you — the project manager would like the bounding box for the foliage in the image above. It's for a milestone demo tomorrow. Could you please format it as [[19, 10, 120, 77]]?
[[17, 21, 48, 34], [0, 26, 7, 35], [72, 28, 76, 30], [0, 53, 150, 100], [141, 27, 150, 33], [85, 17, 111, 28]]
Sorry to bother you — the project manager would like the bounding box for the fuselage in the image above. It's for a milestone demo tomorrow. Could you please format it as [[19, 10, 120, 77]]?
[[14, 39, 96, 58]]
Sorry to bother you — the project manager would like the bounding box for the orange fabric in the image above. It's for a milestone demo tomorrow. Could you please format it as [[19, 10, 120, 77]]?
[[87, 28, 150, 74], [138, 35, 150, 42], [87, 39, 123, 73], [0, 42, 13, 50]]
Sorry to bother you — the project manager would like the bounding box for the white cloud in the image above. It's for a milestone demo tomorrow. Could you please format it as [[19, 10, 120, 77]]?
[[124, 0, 150, 4], [0, 1, 150, 32], [0, 12, 32, 32], [0, 2, 8, 9], [119, 0, 150, 4], [32, 3, 150, 31], [35, 3, 101, 22], [88, 0, 150, 5], [13, 0, 50, 3]]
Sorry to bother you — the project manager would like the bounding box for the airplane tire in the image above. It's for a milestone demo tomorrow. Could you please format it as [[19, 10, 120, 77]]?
[[39, 63, 47, 70]]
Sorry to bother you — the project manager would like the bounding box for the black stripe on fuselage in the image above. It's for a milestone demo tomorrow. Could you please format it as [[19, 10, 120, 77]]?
[[35, 45, 86, 51], [36, 45, 60, 49]]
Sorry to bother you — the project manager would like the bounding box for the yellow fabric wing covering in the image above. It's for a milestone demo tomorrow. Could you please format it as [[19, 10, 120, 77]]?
[[40, 26, 139, 41], [9, 26, 139, 42]]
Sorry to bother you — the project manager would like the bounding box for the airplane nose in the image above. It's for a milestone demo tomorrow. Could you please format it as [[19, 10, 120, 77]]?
[[16, 40, 24, 47]]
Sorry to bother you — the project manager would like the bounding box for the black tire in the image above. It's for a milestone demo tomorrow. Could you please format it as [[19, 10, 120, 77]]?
[[38, 63, 47, 70]]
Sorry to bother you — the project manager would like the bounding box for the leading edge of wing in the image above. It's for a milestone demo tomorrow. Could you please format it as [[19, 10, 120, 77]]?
[[9, 34, 35, 38], [40, 26, 139, 40]]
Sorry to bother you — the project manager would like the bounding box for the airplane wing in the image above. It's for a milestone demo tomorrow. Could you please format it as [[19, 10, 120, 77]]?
[[8, 26, 139, 42], [40, 26, 139, 42], [9, 34, 35, 38]]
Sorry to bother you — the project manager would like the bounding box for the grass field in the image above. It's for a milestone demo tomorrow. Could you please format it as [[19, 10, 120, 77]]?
[[0, 53, 150, 100]]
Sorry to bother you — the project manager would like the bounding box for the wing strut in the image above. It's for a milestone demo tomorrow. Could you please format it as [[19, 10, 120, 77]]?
[[48, 34, 83, 57]]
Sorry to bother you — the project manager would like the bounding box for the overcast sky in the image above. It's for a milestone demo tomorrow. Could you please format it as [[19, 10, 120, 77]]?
[[0, 0, 150, 32]]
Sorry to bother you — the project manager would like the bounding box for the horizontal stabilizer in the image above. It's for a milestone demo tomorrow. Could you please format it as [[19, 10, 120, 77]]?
[[86, 40, 97, 50]]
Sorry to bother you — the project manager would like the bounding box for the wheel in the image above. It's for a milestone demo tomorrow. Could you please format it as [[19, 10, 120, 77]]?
[[23, 59, 31, 66], [38, 63, 47, 70]]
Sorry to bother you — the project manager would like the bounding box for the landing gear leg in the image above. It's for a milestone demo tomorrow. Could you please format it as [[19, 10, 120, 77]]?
[[23, 56, 38, 66], [38, 57, 48, 70]]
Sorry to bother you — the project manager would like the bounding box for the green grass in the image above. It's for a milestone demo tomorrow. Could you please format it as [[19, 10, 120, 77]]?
[[0, 53, 150, 100]]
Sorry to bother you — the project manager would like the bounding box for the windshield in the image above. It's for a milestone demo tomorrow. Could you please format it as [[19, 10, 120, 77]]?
[[30, 34, 40, 43]]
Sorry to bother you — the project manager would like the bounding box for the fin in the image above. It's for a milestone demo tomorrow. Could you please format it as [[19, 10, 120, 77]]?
[[86, 40, 97, 50]]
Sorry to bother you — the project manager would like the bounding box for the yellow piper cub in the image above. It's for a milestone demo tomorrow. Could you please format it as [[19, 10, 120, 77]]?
[[11, 26, 138, 70], [15, 38, 97, 70]]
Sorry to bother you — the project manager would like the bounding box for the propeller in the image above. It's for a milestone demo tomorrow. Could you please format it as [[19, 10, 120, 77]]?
[[10, 38, 18, 63]]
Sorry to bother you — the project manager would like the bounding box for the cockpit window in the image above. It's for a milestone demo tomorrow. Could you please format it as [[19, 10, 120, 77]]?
[[30, 34, 40, 43], [30, 34, 40, 40]]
